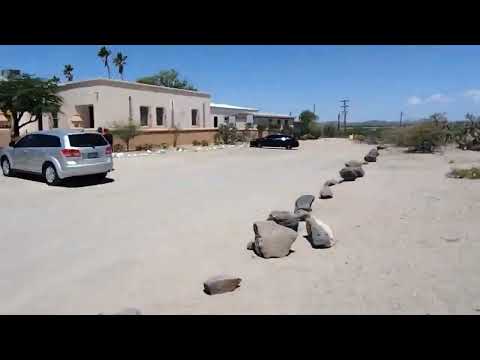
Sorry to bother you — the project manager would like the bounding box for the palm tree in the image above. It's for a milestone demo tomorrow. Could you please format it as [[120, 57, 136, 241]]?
[[97, 46, 112, 79], [113, 52, 128, 80], [63, 64, 74, 81]]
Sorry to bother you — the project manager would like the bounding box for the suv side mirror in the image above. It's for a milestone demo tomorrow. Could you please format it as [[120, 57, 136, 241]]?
[[9, 140, 15, 147]]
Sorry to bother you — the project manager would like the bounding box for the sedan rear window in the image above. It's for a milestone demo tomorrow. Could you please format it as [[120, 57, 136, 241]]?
[[68, 134, 108, 147]]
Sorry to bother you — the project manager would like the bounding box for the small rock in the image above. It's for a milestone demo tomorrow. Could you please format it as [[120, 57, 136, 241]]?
[[362, 161, 369, 165], [369, 148, 380, 157], [351, 167, 365, 178], [146, 150, 152, 153], [319, 185, 333, 199], [324, 179, 338, 187], [268, 211, 300, 231], [294, 195, 315, 212], [246, 241, 254, 250], [364, 154, 377, 162], [98, 307, 142, 315], [116, 153, 125, 158], [204, 275, 242, 295], [377, 145, 387, 150], [339, 167, 357, 181], [305, 216, 335, 248], [345, 160, 363, 168], [251, 221, 298, 258]]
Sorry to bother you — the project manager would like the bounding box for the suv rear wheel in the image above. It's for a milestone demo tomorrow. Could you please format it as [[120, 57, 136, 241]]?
[[43, 163, 61, 186], [1, 157, 12, 177]]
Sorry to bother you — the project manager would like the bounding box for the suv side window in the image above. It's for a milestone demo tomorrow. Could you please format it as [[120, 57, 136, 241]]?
[[14, 135, 34, 148], [35, 134, 61, 147]]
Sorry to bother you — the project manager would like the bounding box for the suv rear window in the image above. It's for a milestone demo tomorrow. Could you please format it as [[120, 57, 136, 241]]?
[[68, 133, 108, 147]]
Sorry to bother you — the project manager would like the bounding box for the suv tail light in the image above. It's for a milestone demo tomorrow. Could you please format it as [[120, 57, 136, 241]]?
[[105, 145, 112, 156], [61, 149, 81, 158]]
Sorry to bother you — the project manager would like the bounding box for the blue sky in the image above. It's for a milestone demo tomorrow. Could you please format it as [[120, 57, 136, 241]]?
[[1, 45, 480, 121]]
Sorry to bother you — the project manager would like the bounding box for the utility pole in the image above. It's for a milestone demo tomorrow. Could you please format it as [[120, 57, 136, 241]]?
[[313, 104, 316, 115], [337, 113, 341, 131], [400, 111, 403, 127], [340, 99, 349, 133]]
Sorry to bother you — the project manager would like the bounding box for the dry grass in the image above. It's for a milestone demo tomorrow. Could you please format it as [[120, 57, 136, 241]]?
[[447, 167, 480, 179]]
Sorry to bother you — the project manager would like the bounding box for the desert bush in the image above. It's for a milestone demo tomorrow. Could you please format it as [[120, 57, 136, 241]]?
[[135, 143, 153, 151], [281, 124, 294, 136], [111, 120, 141, 152], [308, 122, 322, 139], [383, 121, 449, 153], [322, 123, 338, 138], [192, 139, 201, 146], [455, 113, 480, 150], [201, 140, 209, 146], [447, 167, 480, 179], [113, 143, 125, 152], [215, 123, 237, 144], [354, 134, 366, 142], [300, 133, 316, 140]]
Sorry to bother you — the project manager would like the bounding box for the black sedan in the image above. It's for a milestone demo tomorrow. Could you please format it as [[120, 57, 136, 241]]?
[[250, 134, 299, 149]]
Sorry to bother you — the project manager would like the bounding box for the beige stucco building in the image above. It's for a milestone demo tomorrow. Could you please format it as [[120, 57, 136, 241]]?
[[3, 78, 296, 148]]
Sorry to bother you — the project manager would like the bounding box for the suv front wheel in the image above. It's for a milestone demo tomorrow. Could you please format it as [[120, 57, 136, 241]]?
[[43, 163, 61, 186]]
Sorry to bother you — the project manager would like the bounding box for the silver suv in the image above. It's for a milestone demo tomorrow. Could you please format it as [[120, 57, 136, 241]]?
[[1, 129, 113, 185]]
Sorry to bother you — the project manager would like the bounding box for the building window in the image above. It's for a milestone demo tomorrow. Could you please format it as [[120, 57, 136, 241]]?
[[140, 106, 149, 126], [192, 109, 198, 126], [156, 107, 164, 126], [52, 112, 58, 128], [225, 116, 229, 125], [277, 119, 281, 126], [214, 116, 218, 128]]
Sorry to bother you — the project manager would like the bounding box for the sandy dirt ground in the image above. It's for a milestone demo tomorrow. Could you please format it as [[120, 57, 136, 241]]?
[[1, 139, 480, 314]]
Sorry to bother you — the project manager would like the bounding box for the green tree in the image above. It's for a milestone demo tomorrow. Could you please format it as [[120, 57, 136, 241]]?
[[97, 46, 112, 79], [113, 52, 127, 80], [110, 119, 141, 151], [137, 69, 197, 91], [63, 64, 74, 82], [0, 73, 63, 137], [298, 110, 318, 135]]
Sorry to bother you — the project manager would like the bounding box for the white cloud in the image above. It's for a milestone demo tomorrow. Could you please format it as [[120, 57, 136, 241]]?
[[407, 93, 452, 106], [464, 89, 480, 103], [425, 93, 452, 103], [407, 96, 422, 105]]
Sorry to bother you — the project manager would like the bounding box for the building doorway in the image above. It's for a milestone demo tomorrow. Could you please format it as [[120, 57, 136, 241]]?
[[88, 105, 95, 128]]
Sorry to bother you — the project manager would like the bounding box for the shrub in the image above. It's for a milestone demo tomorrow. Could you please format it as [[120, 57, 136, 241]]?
[[235, 132, 246, 143], [192, 139, 201, 146], [281, 124, 294, 136], [308, 122, 322, 139], [135, 144, 153, 151], [216, 123, 237, 144], [322, 123, 338, 138], [447, 167, 480, 179], [201, 140, 209, 146], [300, 133, 316, 140], [111, 120, 141, 152], [160, 143, 169, 149], [384, 121, 449, 153], [113, 143, 125, 152], [354, 134, 366, 142]]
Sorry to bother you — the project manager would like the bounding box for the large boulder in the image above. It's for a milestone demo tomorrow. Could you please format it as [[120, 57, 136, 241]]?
[[251, 221, 298, 258], [364, 154, 377, 162], [319, 185, 333, 199], [368, 148, 379, 157], [293, 209, 311, 221], [345, 160, 363, 168], [203, 275, 242, 295], [324, 179, 338, 187], [305, 216, 335, 248], [294, 195, 315, 212], [339, 167, 357, 181], [351, 167, 365, 178], [268, 211, 300, 231]]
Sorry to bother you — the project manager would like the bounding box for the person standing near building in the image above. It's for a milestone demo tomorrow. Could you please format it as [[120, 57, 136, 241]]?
[[103, 128, 113, 146]]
